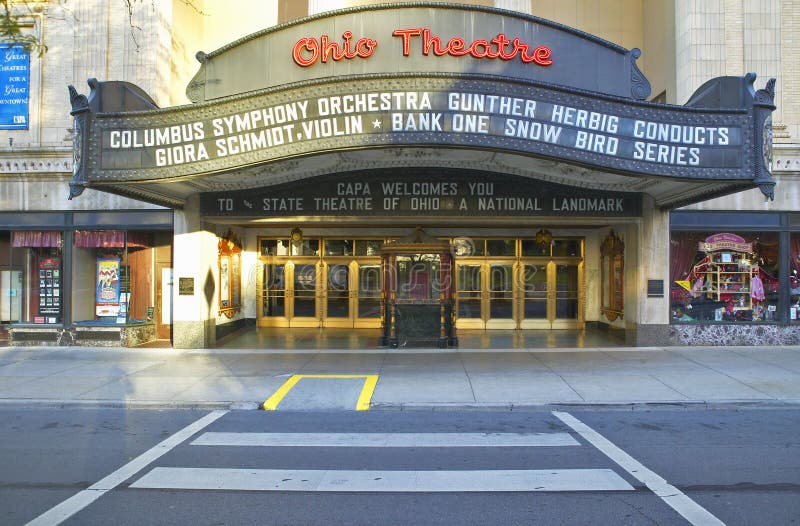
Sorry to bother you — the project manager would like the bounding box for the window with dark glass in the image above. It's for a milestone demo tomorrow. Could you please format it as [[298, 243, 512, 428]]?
[[355, 240, 383, 256], [486, 239, 515, 257]]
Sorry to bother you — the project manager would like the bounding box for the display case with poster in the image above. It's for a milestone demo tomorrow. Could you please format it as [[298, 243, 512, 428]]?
[[95, 258, 121, 317], [38, 257, 61, 323]]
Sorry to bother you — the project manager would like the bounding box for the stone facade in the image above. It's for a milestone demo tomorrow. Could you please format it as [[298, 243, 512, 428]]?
[[0, 1, 797, 348]]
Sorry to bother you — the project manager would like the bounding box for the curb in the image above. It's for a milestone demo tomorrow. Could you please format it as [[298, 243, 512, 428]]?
[[370, 400, 800, 411], [1, 398, 797, 411], [0, 399, 261, 411]]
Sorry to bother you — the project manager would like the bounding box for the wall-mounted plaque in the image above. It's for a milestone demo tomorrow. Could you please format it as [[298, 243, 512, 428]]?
[[178, 277, 195, 296]]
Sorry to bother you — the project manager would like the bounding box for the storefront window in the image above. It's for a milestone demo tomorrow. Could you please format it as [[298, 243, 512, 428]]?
[[670, 231, 779, 323], [72, 230, 154, 325], [2, 231, 63, 324], [791, 233, 800, 322]]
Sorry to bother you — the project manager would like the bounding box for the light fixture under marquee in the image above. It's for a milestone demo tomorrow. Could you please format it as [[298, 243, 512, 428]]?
[[290, 227, 303, 245]]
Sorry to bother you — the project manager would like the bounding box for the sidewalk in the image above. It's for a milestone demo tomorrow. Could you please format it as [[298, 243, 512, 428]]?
[[0, 345, 799, 410]]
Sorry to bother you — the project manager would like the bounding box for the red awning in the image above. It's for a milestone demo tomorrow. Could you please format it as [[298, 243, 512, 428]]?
[[12, 231, 63, 248], [74, 230, 152, 248]]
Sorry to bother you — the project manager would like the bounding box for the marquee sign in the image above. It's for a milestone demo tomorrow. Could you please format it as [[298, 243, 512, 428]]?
[[67, 3, 777, 206], [200, 169, 643, 218], [186, 4, 648, 102]]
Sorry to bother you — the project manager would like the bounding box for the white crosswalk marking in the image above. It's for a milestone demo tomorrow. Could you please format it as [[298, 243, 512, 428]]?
[[191, 432, 580, 448], [131, 467, 634, 492]]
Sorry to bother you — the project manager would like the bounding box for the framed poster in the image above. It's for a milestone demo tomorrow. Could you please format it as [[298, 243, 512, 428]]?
[[219, 256, 230, 307], [217, 230, 242, 318], [96, 258, 121, 317]]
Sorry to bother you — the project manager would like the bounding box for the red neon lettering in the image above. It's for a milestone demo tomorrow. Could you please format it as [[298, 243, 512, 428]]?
[[293, 28, 551, 67], [292, 32, 378, 67], [392, 28, 423, 55], [393, 28, 552, 66], [492, 34, 514, 60], [533, 45, 553, 66], [471, 39, 491, 58], [292, 37, 319, 67], [448, 37, 467, 56]]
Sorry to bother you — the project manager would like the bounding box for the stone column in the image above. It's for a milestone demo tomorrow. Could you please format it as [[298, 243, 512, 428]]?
[[634, 195, 671, 345], [172, 194, 217, 348]]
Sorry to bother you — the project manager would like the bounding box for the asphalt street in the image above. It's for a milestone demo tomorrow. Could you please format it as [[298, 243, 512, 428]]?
[[3, 407, 799, 526]]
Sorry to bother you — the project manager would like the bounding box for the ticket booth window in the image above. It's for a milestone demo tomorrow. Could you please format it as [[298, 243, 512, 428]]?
[[380, 228, 456, 348]]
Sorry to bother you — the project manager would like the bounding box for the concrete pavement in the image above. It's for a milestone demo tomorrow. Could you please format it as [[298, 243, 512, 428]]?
[[1, 344, 799, 410]]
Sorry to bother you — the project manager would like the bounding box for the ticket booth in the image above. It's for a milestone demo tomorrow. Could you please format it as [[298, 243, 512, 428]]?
[[380, 228, 457, 348]]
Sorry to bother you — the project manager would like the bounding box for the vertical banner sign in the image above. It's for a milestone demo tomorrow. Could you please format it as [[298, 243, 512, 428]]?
[[96, 258, 121, 317], [0, 44, 30, 129]]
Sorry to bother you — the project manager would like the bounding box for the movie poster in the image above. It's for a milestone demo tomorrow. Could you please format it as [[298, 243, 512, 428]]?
[[96, 258, 121, 317]]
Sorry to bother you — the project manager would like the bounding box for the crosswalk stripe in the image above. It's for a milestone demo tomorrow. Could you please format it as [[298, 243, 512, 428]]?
[[191, 432, 580, 448], [553, 411, 725, 526], [131, 467, 634, 492], [24, 410, 229, 526]]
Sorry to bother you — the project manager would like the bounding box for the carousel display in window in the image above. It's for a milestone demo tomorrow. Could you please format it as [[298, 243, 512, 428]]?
[[680, 233, 776, 322]]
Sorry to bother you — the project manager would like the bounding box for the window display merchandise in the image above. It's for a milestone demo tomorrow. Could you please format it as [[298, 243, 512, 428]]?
[[671, 232, 778, 323]]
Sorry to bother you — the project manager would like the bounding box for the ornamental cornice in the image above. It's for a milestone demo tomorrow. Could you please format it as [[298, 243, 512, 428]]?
[[773, 143, 800, 173], [0, 149, 72, 175]]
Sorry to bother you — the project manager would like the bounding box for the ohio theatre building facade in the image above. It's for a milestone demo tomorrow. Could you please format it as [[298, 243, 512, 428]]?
[[62, 3, 788, 348]]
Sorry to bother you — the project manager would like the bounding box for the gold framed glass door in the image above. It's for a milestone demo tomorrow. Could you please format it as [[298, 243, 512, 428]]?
[[355, 262, 382, 328], [451, 235, 584, 331], [552, 262, 581, 328], [517, 259, 583, 329], [455, 263, 483, 329], [487, 262, 516, 329], [519, 262, 549, 328], [258, 260, 321, 328], [291, 262, 321, 327], [322, 262, 352, 328], [322, 260, 383, 328], [258, 238, 385, 329], [260, 262, 288, 327], [455, 259, 519, 330]]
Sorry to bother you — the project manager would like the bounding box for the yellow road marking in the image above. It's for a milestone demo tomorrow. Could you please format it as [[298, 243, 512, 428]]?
[[262, 375, 303, 411], [262, 374, 380, 411]]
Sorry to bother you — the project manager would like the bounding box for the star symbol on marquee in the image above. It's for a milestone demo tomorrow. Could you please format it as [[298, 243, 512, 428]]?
[[372, 119, 382, 129]]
